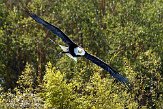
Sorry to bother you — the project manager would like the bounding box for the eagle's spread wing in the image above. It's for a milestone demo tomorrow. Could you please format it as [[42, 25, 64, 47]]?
[[28, 12, 75, 46], [84, 52, 131, 88]]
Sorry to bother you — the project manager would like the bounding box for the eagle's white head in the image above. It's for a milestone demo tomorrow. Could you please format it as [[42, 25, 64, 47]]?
[[74, 47, 85, 56]]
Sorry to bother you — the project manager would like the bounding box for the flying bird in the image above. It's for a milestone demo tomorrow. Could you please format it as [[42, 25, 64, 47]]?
[[27, 11, 131, 88]]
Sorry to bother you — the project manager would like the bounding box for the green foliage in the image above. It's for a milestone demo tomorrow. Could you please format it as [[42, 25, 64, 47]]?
[[133, 49, 162, 108], [0, 0, 162, 109], [43, 62, 74, 108], [0, 63, 43, 109], [43, 62, 138, 109], [17, 63, 35, 91]]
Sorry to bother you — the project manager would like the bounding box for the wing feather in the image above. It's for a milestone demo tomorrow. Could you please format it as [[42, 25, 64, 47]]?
[[27, 12, 75, 45], [84, 52, 131, 88]]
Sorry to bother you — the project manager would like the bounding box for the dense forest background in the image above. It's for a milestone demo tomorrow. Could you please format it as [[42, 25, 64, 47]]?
[[0, 0, 163, 109]]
